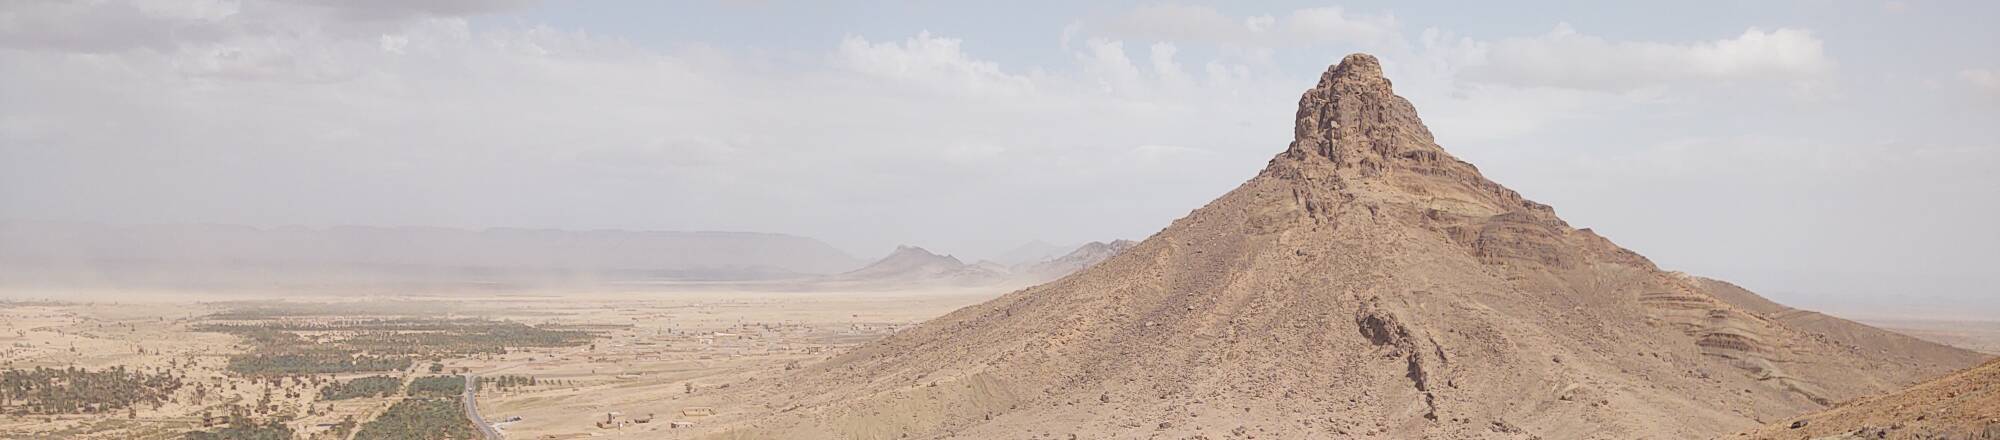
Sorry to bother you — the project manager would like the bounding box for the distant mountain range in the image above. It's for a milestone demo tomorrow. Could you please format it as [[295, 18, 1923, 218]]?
[[0, 221, 864, 288]]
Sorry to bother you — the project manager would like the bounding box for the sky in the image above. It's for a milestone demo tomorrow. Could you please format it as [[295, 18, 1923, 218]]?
[[2, 0, 1996, 318]]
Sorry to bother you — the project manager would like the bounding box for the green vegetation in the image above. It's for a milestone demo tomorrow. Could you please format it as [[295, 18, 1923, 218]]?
[[227, 353, 413, 376], [406, 376, 464, 398], [194, 317, 594, 376], [353, 397, 474, 440], [0, 366, 184, 415], [181, 413, 294, 440], [201, 301, 457, 319], [318, 375, 402, 400], [190, 326, 411, 376], [328, 415, 358, 438], [480, 375, 537, 391]]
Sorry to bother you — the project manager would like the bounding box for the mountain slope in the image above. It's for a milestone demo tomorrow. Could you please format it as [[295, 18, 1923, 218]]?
[[696, 54, 1981, 440], [1738, 358, 2000, 439], [1694, 277, 1987, 375]]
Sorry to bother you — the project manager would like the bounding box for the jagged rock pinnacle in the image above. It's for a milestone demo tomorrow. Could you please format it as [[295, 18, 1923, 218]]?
[[1274, 53, 1554, 218], [1329, 53, 1385, 81], [1283, 52, 1440, 176]]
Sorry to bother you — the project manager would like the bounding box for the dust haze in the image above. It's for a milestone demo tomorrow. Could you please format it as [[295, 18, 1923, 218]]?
[[3, 1, 1999, 440]]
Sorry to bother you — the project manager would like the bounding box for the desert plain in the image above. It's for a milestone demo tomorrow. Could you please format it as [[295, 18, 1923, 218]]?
[[0, 283, 1008, 439], [3, 280, 1997, 439]]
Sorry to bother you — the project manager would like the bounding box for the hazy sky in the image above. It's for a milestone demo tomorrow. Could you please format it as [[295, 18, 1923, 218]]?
[[2, 1, 1996, 317]]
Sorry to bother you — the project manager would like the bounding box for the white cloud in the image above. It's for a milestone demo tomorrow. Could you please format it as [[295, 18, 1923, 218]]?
[[1452, 23, 1832, 91], [1076, 38, 1144, 95], [0, 2, 1307, 259], [1526, 135, 2000, 307], [272, 0, 543, 22], [1285, 7, 1398, 46], [834, 31, 1035, 96], [1100, 4, 1397, 48], [0, 0, 535, 53], [1058, 20, 1081, 51], [1963, 68, 2000, 96], [1149, 42, 1194, 88], [0, 0, 225, 52], [1104, 4, 1246, 44]]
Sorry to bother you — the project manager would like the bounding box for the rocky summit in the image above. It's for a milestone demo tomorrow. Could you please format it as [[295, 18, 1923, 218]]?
[[697, 53, 1986, 439]]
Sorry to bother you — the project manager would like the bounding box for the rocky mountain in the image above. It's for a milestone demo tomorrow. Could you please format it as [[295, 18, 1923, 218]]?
[[0, 221, 863, 287], [1738, 358, 2000, 439], [692, 54, 1985, 439], [1010, 239, 1137, 283], [835, 245, 1008, 286]]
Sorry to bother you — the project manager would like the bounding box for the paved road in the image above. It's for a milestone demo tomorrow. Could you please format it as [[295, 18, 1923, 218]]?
[[464, 374, 501, 440], [462, 346, 592, 438]]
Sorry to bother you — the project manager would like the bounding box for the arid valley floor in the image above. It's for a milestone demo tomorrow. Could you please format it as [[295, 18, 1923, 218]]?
[[0, 285, 1006, 439], [1, 283, 1997, 440]]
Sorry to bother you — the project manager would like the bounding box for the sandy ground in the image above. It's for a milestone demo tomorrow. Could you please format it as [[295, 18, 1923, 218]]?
[[450, 286, 1003, 439], [0, 284, 1007, 439], [0, 299, 254, 439]]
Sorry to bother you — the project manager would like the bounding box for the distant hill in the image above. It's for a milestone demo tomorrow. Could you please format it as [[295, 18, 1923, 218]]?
[[1010, 239, 1136, 283], [0, 221, 863, 287], [833, 241, 1137, 288], [989, 240, 1074, 266], [834, 245, 1007, 286]]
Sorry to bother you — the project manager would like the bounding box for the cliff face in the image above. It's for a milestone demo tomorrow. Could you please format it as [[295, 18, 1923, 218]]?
[[701, 54, 1983, 440]]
